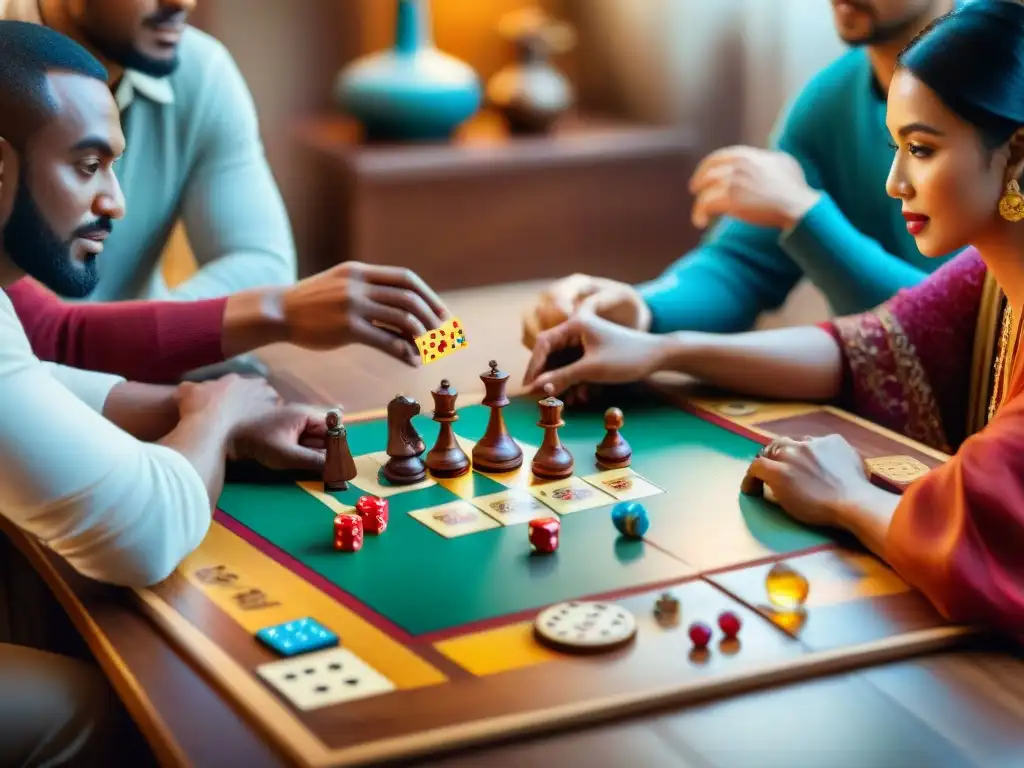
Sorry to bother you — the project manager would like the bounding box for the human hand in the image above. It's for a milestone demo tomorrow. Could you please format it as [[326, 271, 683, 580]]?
[[174, 374, 282, 434], [741, 435, 873, 528], [689, 146, 821, 231], [523, 311, 669, 396], [523, 273, 652, 350], [281, 262, 451, 365], [230, 403, 332, 473]]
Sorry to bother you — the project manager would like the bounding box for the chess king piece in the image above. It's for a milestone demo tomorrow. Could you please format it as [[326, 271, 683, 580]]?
[[472, 360, 524, 473], [531, 391, 574, 479], [595, 407, 631, 469], [426, 379, 471, 478], [323, 409, 358, 491], [382, 395, 427, 485]]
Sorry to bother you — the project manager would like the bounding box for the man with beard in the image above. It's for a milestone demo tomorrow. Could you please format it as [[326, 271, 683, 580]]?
[[523, 1, 959, 343], [0, 0, 454, 382], [0, 0, 294, 303], [0, 21, 335, 762]]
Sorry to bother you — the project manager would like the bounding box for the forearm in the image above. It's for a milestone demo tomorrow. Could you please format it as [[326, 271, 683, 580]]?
[[11, 278, 229, 382], [102, 382, 180, 441], [834, 483, 901, 560], [157, 412, 234, 507], [638, 220, 802, 334], [781, 195, 930, 313], [220, 287, 289, 358], [657, 326, 844, 401]]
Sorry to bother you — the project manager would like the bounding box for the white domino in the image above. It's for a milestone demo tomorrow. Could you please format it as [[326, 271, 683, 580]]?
[[533, 600, 637, 653], [256, 647, 395, 711]]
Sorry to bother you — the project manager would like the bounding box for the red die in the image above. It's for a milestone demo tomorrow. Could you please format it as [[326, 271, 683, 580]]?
[[356, 495, 389, 535], [334, 513, 363, 552], [528, 517, 560, 553]]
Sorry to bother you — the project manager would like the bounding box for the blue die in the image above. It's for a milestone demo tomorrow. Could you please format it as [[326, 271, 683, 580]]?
[[611, 501, 649, 538], [255, 617, 339, 657]]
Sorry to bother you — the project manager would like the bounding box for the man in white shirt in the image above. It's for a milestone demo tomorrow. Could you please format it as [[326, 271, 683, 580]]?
[[0, 21, 330, 763]]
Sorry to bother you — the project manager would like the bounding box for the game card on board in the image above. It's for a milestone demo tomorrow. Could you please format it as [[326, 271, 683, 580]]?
[[528, 477, 612, 515], [581, 468, 664, 502], [409, 501, 500, 538]]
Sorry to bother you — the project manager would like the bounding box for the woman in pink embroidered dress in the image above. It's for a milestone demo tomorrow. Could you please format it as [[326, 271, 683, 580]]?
[[523, 0, 1024, 636]]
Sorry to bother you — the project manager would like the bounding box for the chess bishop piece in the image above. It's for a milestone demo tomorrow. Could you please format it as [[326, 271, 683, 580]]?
[[472, 360, 524, 473], [531, 392, 574, 480], [323, 409, 358, 491], [426, 379, 470, 478], [382, 394, 427, 485], [595, 407, 631, 469]]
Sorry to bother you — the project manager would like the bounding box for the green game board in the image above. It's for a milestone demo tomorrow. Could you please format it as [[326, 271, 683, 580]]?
[[216, 397, 828, 635]]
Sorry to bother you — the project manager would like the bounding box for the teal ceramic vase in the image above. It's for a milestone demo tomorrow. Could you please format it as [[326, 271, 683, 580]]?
[[334, 0, 482, 141]]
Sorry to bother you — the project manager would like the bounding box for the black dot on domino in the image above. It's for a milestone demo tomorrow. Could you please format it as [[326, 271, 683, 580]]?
[[315, 685, 329, 693], [345, 678, 359, 686], [328, 663, 342, 671]]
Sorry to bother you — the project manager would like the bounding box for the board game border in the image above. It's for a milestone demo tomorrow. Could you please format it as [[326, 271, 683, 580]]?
[[130, 385, 958, 767], [134, 575, 976, 768]]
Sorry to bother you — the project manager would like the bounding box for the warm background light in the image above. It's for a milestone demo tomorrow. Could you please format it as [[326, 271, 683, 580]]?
[[361, 0, 575, 83]]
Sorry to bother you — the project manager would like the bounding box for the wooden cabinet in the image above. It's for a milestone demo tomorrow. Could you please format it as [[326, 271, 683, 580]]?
[[293, 111, 701, 290]]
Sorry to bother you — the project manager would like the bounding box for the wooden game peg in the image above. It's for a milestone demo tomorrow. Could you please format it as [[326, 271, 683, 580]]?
[[531, 391, 574, 480], [595, 406, 631, 469], [472, 360, 524, 473], [426, 379, 470, 478], [382, 394, 427, 485], [323, 408, 358, 491]]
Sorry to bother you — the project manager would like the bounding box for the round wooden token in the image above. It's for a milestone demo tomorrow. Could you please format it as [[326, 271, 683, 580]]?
[[716, 402, 759, 416], [533, 600, 637, 653]]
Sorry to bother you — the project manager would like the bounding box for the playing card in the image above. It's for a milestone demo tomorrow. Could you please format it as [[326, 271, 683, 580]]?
[[409, 501, 500, 538], [416, 317, 468, 365], [256, 647, 394, 711], [351, 454, 435, 497], [528, 477, 612, 515], [471, 489, 552, 526], [581, 468, 664, 502], [865, 455, 931, 485]]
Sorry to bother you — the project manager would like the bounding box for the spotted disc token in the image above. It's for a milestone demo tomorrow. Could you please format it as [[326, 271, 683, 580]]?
[[716, 402, 759, 417], [533, 601, 637, 653]]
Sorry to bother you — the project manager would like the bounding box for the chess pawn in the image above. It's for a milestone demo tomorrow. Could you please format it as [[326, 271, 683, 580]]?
[[382, 394, 427, 485], [531, 393, 574, 480], [426, 379, 470, 478], [472, 360, 524, 473], [323, 409, 358, 491], [595, 407, 631, 469]]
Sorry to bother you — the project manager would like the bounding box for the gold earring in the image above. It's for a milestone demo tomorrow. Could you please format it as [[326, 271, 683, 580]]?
[[999, 179, 1024, 222]]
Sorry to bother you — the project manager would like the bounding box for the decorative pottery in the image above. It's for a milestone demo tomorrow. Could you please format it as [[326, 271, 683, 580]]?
[[334, 0, 481, 142], [486, 8, 576, 134]]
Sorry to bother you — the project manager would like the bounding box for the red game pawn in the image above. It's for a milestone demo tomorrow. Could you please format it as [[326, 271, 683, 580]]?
[[334, 513, 363, 552], [688, 621, 712, 649], [356, 495, 389, 535], [529, 517, 560, 553], [717, 610, 741, 639]]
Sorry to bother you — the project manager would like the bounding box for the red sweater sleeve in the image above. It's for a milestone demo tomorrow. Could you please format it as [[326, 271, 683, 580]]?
[[6, 278, 228, 383], [886, 390, 1024, 637]]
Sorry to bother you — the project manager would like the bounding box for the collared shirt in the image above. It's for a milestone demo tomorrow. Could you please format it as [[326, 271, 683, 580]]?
[[0, 287, 212, 586], [1, 0, 297, 301]]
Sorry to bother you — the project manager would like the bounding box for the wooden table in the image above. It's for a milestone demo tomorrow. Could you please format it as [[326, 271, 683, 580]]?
[[14, 282, 1024, 767]]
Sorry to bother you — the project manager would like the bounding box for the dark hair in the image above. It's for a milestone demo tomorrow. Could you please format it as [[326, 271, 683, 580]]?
[[897, 0, 1024, 149], [0, 20, 108, 148]]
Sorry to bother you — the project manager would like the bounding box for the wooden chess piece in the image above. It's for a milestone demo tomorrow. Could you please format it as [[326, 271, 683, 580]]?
[[472, 360, 524, 473], [382, 394, 427, 485], [595, 407, 631, 469], [531, 391, 574, 480], [323, 408, 358, 491], [426, 379, 470, 478]]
